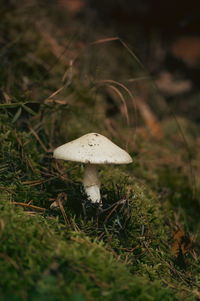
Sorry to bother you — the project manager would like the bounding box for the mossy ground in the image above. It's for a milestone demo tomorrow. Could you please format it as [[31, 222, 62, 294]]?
[[0, 1, 200, 300]]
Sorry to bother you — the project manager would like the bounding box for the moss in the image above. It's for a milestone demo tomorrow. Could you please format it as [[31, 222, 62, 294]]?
[[0, 198, 176, 301]]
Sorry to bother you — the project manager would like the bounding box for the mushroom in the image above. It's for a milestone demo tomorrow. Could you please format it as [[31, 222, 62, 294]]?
[[53, 133, 132, 203]]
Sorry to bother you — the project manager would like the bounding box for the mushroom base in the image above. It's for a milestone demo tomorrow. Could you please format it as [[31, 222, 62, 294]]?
[[84, 185, 101, 204], [83, 164, 101, 203]]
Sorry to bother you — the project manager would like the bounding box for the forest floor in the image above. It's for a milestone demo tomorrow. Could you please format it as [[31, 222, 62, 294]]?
[[0, 1, 200, 300]]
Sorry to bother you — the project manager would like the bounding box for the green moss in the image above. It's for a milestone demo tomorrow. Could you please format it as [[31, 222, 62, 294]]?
[[0, 199, 176, 301]]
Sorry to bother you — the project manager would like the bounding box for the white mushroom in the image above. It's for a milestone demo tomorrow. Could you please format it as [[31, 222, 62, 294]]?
[[53, 133, 132, 203]]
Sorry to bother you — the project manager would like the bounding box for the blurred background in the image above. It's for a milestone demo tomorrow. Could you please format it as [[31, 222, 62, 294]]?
[[2, 0, 200, 117], [55, 0, 200, 116]]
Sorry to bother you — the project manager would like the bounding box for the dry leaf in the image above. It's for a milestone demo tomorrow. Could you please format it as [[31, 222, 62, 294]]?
[[171, 229, 192, 256]]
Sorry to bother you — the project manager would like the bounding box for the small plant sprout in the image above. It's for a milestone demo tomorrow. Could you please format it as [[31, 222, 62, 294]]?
[[53, 133, 132, 203]]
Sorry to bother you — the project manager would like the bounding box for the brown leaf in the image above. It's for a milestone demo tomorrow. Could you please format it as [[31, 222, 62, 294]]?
[[171, 229, 192, 256]]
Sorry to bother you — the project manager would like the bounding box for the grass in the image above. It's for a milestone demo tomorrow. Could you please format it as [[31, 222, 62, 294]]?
[[0, 1, 200, 300]]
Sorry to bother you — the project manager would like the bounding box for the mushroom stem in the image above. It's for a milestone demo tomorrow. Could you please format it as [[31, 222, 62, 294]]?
[[83, 164, 101, 203]]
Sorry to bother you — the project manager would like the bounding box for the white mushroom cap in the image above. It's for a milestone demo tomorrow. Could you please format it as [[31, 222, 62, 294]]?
[[53, 133, 132, 164]]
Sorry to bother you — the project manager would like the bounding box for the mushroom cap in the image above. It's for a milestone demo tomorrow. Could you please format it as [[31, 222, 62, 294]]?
[[53, 133, 133, 164]]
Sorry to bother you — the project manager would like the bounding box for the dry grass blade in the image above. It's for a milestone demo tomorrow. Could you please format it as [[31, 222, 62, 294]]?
[[91, 37, 145, 70], [92, 78, 138, 147], [106, 84, 130, 126], [91, 37, 119, 45], [14, 129, 23, 146], [44, 61, 73, 104], [97, 79, 136, 108], [0, 219, 5, 239], [0, 253, 19, 270], [57, 193, 69, 226], [28, 125, 49, 152], [11, 201, 46, 211], [44, 87, 64, 103], [22, 180, 42, 186], [103, 200, 123, 225], [96, 78, 138, 127], [3, 91, 11, 103]]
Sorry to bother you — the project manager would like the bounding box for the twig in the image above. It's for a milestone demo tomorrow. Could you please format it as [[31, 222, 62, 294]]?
[[100, 199, 126, 213], [0, 219, 5, 239], [28, 124, 50, 153], [11, 201, 46, 211], [103, 200, 123, 225], [57, 193, 69, 226]]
